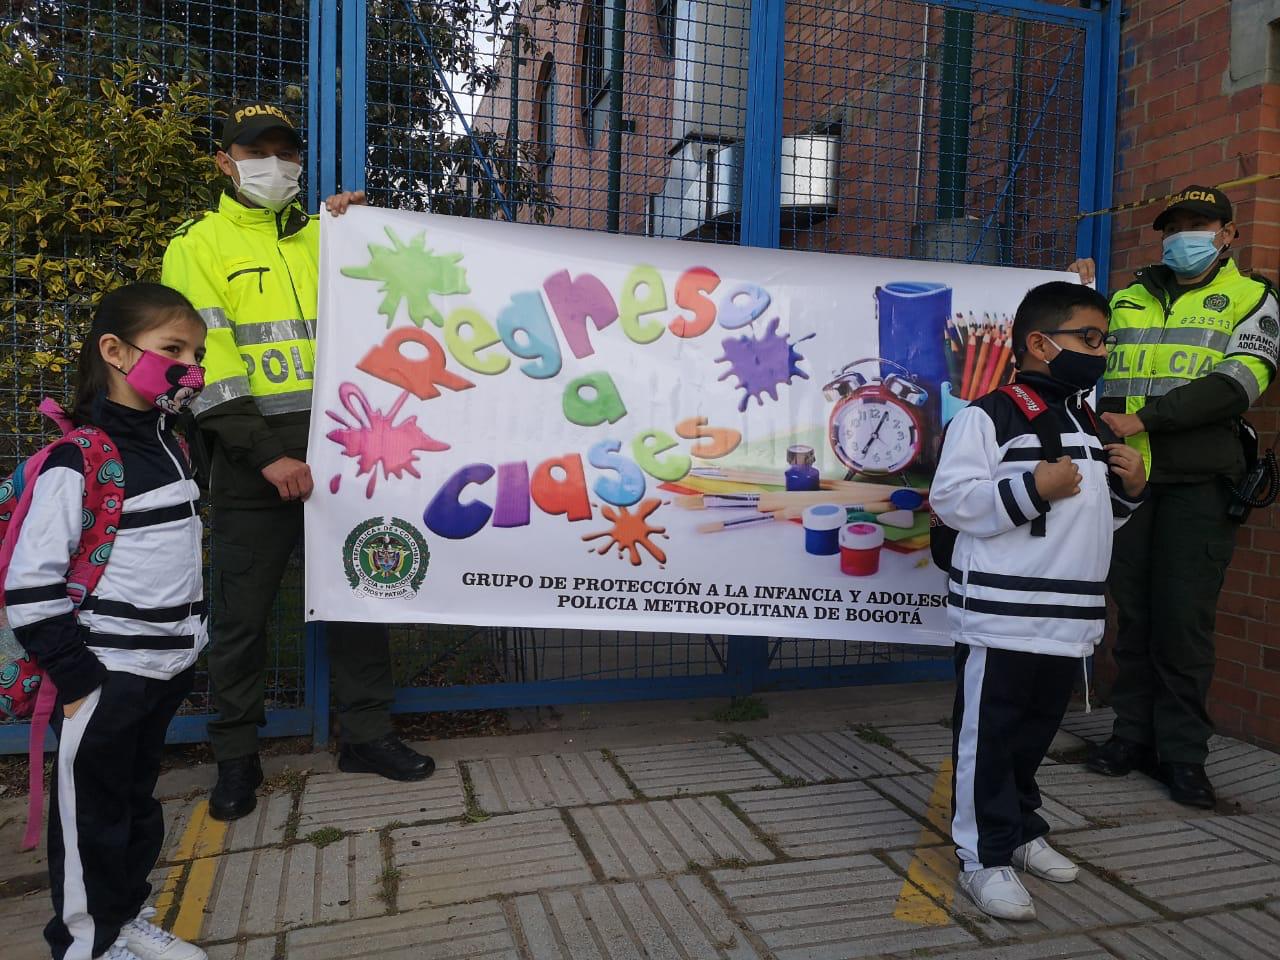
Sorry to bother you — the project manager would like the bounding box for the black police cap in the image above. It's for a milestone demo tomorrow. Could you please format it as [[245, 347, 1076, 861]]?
[[221, 103, 303, 152], [1153, 185, 1233, 230]]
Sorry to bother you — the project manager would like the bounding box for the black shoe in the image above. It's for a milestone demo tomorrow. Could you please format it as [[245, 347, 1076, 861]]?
[[209, 754, 263, 821], [1085, 736, 1156, 778], [338, 733, 436, 782], [1159, 762, 1216, 809]]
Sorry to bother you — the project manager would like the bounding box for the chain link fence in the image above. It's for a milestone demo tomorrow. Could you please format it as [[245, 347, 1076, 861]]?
[[1, 0, 1114, 748]]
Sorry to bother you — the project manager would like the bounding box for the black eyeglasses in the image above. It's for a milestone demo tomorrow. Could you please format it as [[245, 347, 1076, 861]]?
[[1040, 327, 1118, 350]]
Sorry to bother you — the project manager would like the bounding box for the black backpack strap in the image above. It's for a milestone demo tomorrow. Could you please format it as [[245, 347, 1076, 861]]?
[[998, 383, 1059, 538]]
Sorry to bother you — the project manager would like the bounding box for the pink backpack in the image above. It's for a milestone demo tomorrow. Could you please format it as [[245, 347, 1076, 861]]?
[[0, 399, 124, 849]]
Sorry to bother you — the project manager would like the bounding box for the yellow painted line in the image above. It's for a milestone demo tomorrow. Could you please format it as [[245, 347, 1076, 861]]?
[[893, 758, 956, 926], [169, 800, 227, 941], [151, 863, 184, 921]]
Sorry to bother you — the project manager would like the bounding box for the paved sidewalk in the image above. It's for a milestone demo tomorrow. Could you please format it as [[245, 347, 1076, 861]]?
[[5, 686, 1280, 959]]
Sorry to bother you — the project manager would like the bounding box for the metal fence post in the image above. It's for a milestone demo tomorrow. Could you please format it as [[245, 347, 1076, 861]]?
[[741, 0, 785, 249], [308, 623, 331, 748], [727, 636, 772, 696], [307, 0, 321, 211], [309, 0, 341, 748], [606, 0, 627, 232], [341, 0, 369, 193], [1091, 0, 1122, 295], [1076, 3, 1103, 272], [317, 0, 340, 199]]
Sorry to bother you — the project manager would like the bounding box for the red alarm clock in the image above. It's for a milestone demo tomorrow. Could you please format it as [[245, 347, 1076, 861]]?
[[823, 358, 929, 475]]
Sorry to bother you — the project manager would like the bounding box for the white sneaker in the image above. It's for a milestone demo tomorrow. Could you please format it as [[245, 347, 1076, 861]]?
[[120, 908, 208, 960], [958, 866, 1037, 921], [104, 940, 144, 960], [1013, 836, 1079, 883]]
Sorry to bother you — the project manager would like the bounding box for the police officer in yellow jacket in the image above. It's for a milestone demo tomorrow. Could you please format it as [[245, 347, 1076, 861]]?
[[162, 104, 434, 821], [1071, 186, 1279, 808]]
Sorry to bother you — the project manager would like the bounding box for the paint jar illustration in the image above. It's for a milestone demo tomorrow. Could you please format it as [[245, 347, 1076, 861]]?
[[786, 445, 821, 491], [840, 522, 885, 576], [803, 504, 845, 555], [875, 282, 951, 469]]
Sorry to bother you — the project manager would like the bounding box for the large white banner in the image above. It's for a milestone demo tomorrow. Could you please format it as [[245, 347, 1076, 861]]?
[[305, 206, 1070, 644]]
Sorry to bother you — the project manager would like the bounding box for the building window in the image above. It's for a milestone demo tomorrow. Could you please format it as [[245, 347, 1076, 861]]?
[[655, 0, 676, 58], [535, 56, 557, 188], [580, 0, 613, 148]]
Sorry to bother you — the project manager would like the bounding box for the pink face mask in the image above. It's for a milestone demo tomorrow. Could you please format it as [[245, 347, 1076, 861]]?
[[121, 346, 205, 414]]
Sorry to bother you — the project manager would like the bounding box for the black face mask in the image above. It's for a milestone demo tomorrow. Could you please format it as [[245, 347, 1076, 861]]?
[[1045, 338, 1107, 391]]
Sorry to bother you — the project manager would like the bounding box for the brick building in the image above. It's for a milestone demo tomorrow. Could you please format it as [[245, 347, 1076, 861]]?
[[473, 0, 1280, 749], [474, 0, 1087, 267]]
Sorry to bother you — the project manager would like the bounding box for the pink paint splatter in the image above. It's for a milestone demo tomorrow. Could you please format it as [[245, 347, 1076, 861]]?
[[325, 383, 449, 498]]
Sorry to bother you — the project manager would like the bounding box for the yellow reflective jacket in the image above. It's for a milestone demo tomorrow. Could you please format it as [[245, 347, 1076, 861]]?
[[1101, 259, 1279, 483], [161, 192, 318, 504]]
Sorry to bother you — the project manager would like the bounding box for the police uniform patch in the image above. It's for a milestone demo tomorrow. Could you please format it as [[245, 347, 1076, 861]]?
[[1203, 293, 1230, 312], [1260, 314, 1280, 339], [343, 517, 430, 600]]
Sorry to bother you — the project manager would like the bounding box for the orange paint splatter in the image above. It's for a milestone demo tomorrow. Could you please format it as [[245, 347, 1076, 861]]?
[[581, 499, 668, 567]]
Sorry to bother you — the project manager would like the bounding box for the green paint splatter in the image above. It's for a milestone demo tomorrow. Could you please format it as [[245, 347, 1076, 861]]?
[[341, 227, 470, 328]]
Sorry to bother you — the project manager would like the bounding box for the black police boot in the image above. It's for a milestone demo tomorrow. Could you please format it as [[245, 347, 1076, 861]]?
[[209, 754, 264, 821], [1085, 736, 1156, 777], [1159, 762, 1216, 809], [338, 733, 435, 782]]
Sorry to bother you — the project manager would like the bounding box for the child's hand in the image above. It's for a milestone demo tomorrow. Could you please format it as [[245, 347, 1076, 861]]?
[[1034, 456, 1082, 502], [1106, 443, 1147, 498]]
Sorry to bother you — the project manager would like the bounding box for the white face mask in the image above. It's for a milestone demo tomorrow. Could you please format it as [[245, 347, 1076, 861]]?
[[234, 156, 302, 212]]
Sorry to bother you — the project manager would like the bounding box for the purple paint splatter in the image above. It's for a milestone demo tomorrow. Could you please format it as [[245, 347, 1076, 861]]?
[[715, 317, 814, 412]]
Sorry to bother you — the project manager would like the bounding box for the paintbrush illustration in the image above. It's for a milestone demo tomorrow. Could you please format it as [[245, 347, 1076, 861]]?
[[677, 488, 922, 511], [697, 513, 780, 533]]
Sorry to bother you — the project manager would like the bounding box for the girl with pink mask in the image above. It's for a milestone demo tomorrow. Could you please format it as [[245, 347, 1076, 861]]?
[[4, 283, 209, 960]]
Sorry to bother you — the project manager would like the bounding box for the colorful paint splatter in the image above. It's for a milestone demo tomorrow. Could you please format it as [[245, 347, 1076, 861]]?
[[716, 317, 814, 412], [326, 383, 450, 498], [341, 228, 470, 328], [582, 499, 668, 567]]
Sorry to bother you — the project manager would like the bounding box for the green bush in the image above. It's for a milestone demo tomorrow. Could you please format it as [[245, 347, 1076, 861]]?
[[0, 32, 218, 468]]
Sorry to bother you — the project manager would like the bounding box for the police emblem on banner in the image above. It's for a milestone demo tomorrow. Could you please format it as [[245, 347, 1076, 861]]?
[[1203, 293, 1230, 312], [343, 517, 430, 599]]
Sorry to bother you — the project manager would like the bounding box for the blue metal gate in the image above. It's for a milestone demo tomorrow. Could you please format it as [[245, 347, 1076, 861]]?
[[0, 0, 1121, 752]]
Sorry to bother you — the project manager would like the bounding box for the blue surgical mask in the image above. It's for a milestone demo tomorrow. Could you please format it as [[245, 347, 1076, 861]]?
[[1162, 231, 1222, 277]]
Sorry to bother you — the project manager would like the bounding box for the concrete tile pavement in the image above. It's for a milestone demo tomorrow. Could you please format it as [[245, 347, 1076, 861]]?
[[466, 750, 634, 813], [9, 696, 1280, 959], [729, 780, 944, 857], [569, 795, 773, 879]]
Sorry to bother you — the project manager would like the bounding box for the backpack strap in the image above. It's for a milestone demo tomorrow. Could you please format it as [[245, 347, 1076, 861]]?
[[37, 397, 76, 436], [997, 383, 1062, 538], [22, 680, 57, 851], [9, 427, 124, 851], [62, 428, 125, 606]]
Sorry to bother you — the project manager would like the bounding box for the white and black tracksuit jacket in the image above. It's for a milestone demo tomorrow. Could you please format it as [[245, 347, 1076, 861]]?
[[932, 373, 1145, 657], [931, 372, 1146, 872], [4, 397, 207, 960]]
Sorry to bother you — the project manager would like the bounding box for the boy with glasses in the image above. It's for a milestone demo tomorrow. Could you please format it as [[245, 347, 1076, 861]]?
[[932, 281, 1147, 920]]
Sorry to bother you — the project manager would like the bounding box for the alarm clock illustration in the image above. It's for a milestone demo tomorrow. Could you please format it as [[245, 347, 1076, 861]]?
[[823, 358, 929, 475]]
